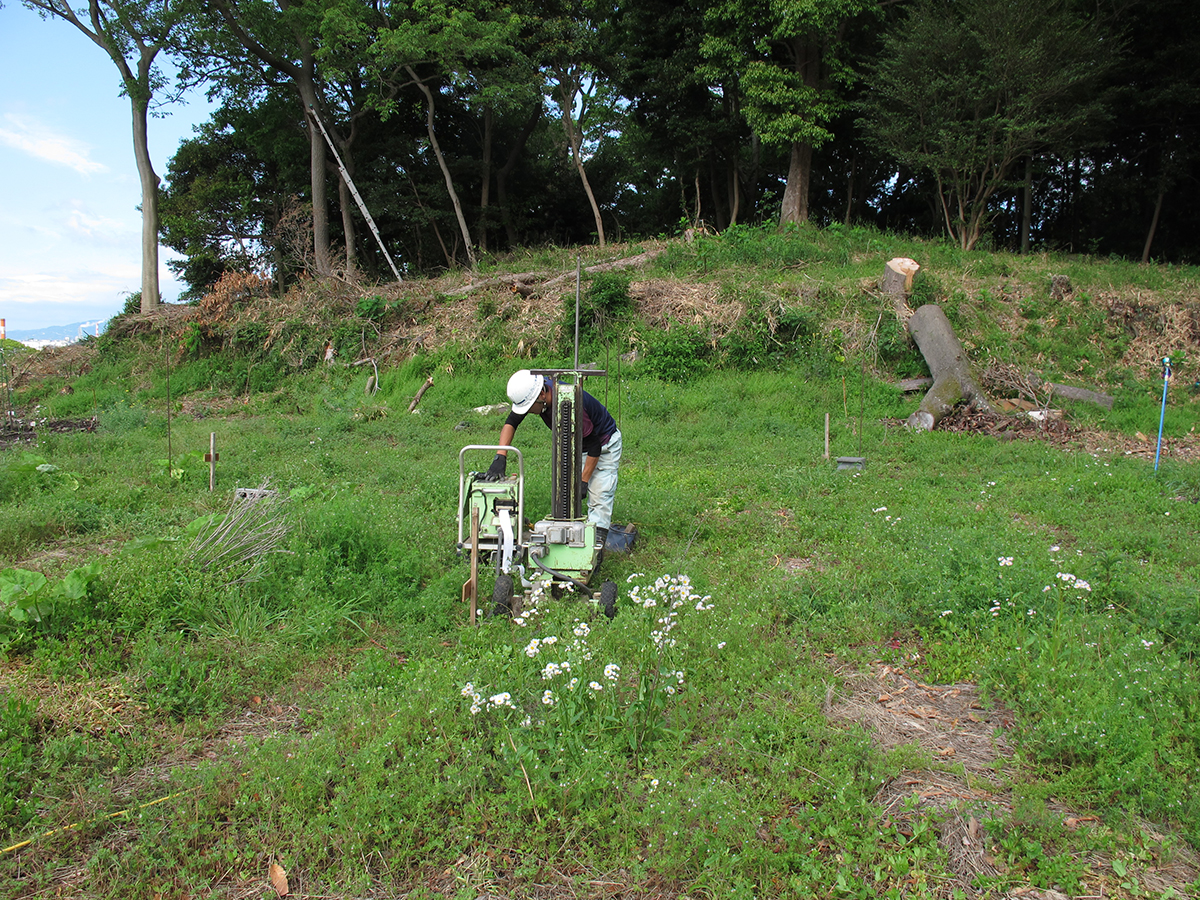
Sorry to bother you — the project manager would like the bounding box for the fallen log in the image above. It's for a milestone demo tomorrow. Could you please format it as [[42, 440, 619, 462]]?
[[906, 304, 994, 432], [1033, 378, 1114, 411], [445, 248, 666, 298]]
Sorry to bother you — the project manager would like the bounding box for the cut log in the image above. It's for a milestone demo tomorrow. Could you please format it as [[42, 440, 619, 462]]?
[[1032, 378, 1114, 411], [905, 304, 993, 432]]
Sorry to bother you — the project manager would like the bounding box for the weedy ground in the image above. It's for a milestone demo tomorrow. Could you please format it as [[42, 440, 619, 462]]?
[[2, 225, 1200, 898]]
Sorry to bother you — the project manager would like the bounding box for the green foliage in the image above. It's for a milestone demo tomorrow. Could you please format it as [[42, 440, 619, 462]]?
[[9, 232, 1200, 894], [0, 562, 103, 650], [860, 0, 1113, 249], [567, 272, 636, 352], [355, 295, 387, 322], [0, 695, 37, 828], [640, 322, 711, 382], [134, 630, 238, 720]]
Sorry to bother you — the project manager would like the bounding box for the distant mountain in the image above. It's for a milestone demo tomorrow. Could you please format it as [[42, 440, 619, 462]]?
[[5, 321, 107, 346]]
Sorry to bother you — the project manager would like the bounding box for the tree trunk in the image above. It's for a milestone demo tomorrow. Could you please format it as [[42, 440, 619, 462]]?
[[779, 141, 812, 225], [130, 87, 160, 314], [729, 156, 741, 226], [478, 106, 493, 254], [555, 75, 606, 247], [296, 77, 332, 278], [880, 257, 920, 322], [843, 154, 856, 226], [905, 303, 993, 432], [338, 174, 357, 275], [409, 68, 478, 270], [1142, 188, 1164, 264], [496, 106, 540, 248], [1021, 156, 1033, 254]]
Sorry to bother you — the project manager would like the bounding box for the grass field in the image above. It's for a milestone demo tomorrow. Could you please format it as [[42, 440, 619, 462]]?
[[2, 228, 1200, 898]]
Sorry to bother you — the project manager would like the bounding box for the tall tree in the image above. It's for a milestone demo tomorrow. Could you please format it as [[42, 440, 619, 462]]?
[[23, 0, 185, 313], [329, 0, 525, 269], [183, 0, 353, 278], [160, 91, 308, 295], [605, 0, 748, 229], [860, 0, 1112, 250], [534, 0, 625, 247], [701, 0, 875, 226]]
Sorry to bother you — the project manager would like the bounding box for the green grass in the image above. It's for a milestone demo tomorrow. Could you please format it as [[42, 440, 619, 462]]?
[[3, 228, 1200, 897]]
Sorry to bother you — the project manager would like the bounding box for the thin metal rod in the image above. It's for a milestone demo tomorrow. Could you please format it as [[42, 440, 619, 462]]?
[[165, 342, 172, 477], [1155, 356, 1171, 471], [859, 352, 865, 458], [307, 105, 403, 282], [573, 257, 581, 369]]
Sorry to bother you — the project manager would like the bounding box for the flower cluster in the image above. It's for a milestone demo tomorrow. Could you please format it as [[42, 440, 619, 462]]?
[[460, 682, 518, 716], [1055, 571, 1091, 592], [460, 571, 722, 766]]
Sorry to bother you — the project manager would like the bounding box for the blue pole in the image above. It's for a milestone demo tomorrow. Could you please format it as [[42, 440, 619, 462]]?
[[1155, 356, 1171, 471]]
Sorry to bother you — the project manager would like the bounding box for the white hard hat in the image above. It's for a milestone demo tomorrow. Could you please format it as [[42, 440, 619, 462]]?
[[507, 370, 544, 414]]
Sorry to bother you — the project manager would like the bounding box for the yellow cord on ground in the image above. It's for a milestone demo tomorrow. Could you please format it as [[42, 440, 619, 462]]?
[[2, 786, 199, 855]]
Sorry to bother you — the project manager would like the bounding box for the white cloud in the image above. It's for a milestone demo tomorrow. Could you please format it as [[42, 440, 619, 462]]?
[[0, 112, 108, 174], [66, 206, 131, 240]]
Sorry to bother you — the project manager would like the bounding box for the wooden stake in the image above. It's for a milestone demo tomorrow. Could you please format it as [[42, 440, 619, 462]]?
[[824, 412, 830, 459], [204, 433, 220, 491], [461, 508, 480, 625]]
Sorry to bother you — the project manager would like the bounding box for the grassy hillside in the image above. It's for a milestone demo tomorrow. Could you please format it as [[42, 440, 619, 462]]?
[[2, 226, 1200, 898]]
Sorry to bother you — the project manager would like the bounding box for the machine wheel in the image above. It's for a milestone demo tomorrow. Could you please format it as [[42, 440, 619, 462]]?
[[598, 581, 618, 620], [492, 574, 514, 617]]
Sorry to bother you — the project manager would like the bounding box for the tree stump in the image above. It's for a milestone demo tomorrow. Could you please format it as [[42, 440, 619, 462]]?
[[905, 304, 993, 432], [880, 257, 921, 323]]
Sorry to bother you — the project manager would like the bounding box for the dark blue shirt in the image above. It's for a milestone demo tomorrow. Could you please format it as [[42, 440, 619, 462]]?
[[505, 387, 617, 457]]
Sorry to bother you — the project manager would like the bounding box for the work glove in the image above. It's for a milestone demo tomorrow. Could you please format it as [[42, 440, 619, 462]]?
[[579, 480, 590, 503], [483, 453, 507, 482]]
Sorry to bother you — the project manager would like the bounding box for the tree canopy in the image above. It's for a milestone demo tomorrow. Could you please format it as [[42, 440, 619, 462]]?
[[27, 0, 1196, 300]]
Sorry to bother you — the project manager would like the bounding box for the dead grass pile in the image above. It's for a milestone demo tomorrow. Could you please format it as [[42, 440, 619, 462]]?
[[1, 667, 147, 737], [1107, 294, 1200, 380], [631, 279, 745, 337], [197, 271, 274, 323]]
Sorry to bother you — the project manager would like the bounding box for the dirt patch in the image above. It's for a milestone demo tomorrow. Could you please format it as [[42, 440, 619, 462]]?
[[0, 417, 97, 451], [828, 661, 1200, 899]]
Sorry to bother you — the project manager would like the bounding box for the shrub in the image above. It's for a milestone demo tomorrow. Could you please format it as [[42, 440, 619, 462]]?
[[641, 322, 711, 382]]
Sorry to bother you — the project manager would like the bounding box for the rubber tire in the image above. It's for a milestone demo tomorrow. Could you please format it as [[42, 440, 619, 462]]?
[[492, 574, 514, 617], [599, 581, 618, 620]]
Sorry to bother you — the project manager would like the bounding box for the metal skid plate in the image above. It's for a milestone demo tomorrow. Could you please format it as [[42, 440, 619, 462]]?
[[530, 518, 599, 581]]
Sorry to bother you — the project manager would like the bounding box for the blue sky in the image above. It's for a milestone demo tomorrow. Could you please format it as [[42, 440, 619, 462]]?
[[0, 5, 215, 332]]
